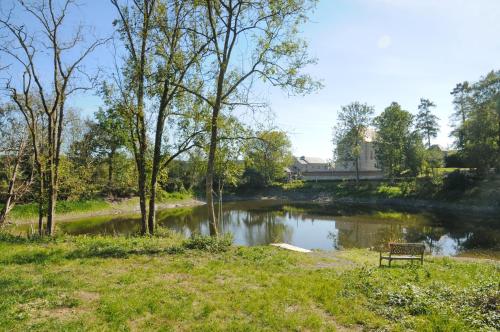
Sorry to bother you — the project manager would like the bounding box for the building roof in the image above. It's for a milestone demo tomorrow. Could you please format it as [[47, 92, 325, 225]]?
[[297, 156, 327, 164]]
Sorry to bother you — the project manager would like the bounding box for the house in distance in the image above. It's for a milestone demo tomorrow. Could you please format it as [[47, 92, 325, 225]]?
[[290, 129, 383, 180]]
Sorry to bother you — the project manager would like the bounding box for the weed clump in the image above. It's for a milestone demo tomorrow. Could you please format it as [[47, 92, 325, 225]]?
[[183, 233, 233, 253]]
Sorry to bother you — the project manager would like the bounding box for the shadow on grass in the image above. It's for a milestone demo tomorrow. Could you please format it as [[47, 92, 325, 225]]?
[[0, 232, 230, 264]]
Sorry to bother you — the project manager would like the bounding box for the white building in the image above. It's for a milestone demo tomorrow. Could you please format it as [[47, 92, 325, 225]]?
[[333, 128, 378, 172], [290, 129, 383, 181]]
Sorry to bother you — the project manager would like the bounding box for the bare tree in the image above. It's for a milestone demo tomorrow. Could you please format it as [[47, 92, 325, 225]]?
[[0, 0, 107, 235], [0, 104, 33, 225]]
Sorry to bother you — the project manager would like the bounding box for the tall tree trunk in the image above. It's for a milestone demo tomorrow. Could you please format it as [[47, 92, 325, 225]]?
[[206, 116, 219, 237], [355, 157, 360, 184], [137, 119, 148, 235], [148, 107, 167, 235], [46, 118, 55, 235]]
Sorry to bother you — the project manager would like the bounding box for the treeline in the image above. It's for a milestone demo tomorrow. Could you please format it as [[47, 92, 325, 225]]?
[[0, 0, 314, 235], [334, 70, 500, 183]]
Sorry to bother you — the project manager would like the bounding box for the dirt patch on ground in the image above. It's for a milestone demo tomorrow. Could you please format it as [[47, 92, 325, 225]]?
[[305, 251, 357, 270], [75, 290, 100, 302]]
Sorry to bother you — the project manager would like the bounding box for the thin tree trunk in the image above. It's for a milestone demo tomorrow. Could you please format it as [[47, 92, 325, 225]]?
[[206, 106, 220, 237], [46, 117, 55, 235], [0, 159, 20, 226], [37, 170, 44, 236], [355, 157, 360, 184], [148, 106, 167, 234], [108, 149, 115, 189]]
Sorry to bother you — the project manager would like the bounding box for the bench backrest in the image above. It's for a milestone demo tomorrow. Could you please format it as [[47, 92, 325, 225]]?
[[389, 243, 425, 255]]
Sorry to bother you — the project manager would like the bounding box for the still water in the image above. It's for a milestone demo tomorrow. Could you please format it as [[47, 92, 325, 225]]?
[[16, 200, 500, 256]]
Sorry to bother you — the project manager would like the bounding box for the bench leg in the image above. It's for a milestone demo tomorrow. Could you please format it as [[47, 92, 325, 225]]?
[[388, 258, 392, 267]]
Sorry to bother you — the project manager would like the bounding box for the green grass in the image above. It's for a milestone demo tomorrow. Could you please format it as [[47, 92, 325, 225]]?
[[156, 190, 193, 203], [4, 191, 194, 222], [6, 200, 111, 220], [0, 233, 498, 331]]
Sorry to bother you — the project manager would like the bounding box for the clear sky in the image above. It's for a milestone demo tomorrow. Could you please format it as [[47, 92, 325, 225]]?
[[3, 0, 500, 160], [267, 0, 500, 159]]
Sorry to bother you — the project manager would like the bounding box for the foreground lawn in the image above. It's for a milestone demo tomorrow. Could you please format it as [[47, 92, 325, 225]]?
[[0, 233, 498, 331]]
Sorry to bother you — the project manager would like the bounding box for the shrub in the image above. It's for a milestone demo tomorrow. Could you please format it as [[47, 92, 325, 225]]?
[[183, 233, 233, 253], [156, 189, 192, 202], [377, 184, 402, 198], [443, 170, 474, 192]]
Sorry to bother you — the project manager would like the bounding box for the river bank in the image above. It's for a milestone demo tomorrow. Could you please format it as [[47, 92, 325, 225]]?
[[223, 179, 500, 216], [6, 197, 205, 225], [0, 233, 498, 331]]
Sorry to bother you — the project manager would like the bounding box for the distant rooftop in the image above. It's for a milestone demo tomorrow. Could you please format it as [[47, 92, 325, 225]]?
[[297, 156, 328, 164]]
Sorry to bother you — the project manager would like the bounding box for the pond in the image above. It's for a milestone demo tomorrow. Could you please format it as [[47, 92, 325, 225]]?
[[11, 200, 500, 256]]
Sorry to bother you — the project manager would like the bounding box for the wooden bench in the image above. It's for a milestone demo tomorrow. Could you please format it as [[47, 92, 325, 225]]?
[[379, 243, 425, 267]]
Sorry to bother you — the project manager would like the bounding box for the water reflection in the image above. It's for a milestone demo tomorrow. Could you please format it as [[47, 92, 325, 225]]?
[[14, 200, 498, 256]]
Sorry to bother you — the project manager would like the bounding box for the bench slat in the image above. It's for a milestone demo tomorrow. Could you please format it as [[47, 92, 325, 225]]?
[[379, 242, 425, 267]]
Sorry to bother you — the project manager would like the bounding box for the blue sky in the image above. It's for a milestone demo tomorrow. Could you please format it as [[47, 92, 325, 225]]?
[[3, 0, 500, 159], [268, 0, 500, 158]]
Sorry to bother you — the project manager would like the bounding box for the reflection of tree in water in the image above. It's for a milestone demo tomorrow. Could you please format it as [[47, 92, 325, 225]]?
[[60, 216, 141, 235], [460, 229, 499, 251], [237, 210, 293, 246], [405, 225, 447, 254], [54, 201, 500, 255], [327, 231, 340, 249], [157, 206, 209, 236]]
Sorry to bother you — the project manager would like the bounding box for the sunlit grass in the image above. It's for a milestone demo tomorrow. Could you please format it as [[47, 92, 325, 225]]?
[[0, 233, 497, 331]]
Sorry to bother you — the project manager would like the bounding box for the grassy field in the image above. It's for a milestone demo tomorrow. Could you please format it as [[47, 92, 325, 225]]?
[[0, 232, 498, 331]]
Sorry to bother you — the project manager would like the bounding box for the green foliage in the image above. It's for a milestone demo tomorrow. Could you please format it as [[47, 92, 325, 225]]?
[[416, 98, 439, 148], [374, 102, 425, 179], [333, 102, 374, 179], [376, 184, 403, 198], [451, 70, 500, 175], [155, 189, 192, 202], [244, 131, 293, 187]]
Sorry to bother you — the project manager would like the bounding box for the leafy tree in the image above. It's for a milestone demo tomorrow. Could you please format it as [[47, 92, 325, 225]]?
[[333, 102, 374, 183], [91, 108, 128, 189], [245, 131, 293, 187], [423, 145, 444, 177], [416, 98, 439, 148], [373, 102, 423, 180], [452, 70, 500, 175], [111, 0, 209, 234], [176, 0, 321, 233], [450, 82, 473, 149]]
